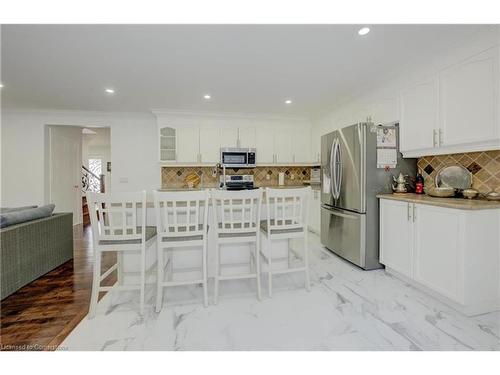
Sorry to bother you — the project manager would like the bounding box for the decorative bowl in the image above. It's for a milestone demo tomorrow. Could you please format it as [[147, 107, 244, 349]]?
[[425, 186, 456, 198], [462, 189, 479, 199], [485, 192, 500, 201]]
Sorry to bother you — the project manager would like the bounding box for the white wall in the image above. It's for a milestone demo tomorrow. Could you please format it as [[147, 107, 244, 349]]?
[[1, 110, 158, 207], [0, 109, 310, 207], [310, 26, 500, 141]]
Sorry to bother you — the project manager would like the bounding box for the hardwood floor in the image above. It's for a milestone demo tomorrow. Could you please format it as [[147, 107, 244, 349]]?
[[0, 225, 115, 351]]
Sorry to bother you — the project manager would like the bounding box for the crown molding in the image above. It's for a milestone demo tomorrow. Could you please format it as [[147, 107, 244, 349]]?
[[151, 108, 309, 122]]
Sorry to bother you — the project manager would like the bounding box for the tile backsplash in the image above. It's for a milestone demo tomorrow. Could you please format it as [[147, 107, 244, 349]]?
[[161, 166, 312, 189], [417, 150, 500, 193]]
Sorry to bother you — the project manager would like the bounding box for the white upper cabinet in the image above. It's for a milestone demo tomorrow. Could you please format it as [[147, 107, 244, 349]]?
[[255, 126, 275, 164], [199, 127, 220, 163], [159, 126, 176, 162], [292, 127, 312, 163], [157, 114, 313, 165], [176, 126, 200, 163], [399, 77, 439, 153], [399, 46, 500, 157], [219, 126, 239, 149], [238, 126, 256, 148], [274, 126, 294, 163], [440, 48, 499, 148]]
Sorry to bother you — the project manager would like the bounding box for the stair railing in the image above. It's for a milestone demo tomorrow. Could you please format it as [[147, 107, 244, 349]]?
[[82, 165, 105, 193]]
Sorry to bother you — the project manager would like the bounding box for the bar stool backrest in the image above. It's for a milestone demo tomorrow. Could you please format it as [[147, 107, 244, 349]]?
[[211, 188, 263, 235], [265, 187, 311, 231], [87, 191, 147, 244], [154, 190, 210, 238]]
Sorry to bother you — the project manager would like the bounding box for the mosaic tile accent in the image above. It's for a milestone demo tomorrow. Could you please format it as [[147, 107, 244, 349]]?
[[417, 150, 500, 193], [161, 166, 312, 189]]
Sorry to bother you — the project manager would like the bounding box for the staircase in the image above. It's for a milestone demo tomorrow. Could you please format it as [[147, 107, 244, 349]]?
[[82, 196, 90, 226], [81, 165, 105, 227]]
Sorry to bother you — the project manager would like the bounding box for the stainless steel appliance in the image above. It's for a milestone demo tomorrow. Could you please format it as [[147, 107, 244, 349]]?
[[321, 122, 416, 270], [220, 174, 255, 190], [220, 147, 256, 168]]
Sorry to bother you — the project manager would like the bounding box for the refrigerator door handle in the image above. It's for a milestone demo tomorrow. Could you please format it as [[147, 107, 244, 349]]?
[[335, 139, 342, 200], [330, 139, 337, 198], [327, 208, 359, 220]]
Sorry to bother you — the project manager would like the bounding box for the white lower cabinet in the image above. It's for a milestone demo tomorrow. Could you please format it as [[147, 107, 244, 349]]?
[[380, 198, 500, 316], [379, 199, 413, 278], [413, 204, 462, 303]]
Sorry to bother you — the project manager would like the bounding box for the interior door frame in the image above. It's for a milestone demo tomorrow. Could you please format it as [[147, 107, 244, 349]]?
[[45, 125, 84, 226]]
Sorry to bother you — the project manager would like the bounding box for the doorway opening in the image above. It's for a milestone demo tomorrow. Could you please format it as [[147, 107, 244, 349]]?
[[45, 125, 111, 227]]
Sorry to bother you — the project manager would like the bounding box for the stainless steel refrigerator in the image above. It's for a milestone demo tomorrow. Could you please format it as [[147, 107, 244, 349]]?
[[320, 122, 416, 270]]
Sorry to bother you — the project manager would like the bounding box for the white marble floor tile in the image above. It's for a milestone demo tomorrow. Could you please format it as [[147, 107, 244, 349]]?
[[60, 234, 500, 351]]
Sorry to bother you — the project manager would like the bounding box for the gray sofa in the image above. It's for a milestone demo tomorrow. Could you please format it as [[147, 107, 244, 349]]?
[[1, 212, 73, 299]]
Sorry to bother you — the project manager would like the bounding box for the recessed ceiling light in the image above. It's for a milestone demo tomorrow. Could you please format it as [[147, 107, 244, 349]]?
[[285, 99, 292, 104], [358, 27, 370, 36], [105, 88, 115, 94], [204, 94, 211, 100], [0, 83, 4, 89]]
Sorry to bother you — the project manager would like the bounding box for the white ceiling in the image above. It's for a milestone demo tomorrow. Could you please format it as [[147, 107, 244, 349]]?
[[0, 24, 491, 116]]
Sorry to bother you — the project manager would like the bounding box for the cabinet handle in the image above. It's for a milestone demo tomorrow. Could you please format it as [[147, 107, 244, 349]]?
[[433, 130, 438, 147], [439, 129, 443, 147], [412, 204, 416, 222], [407, 203, 411, 221]]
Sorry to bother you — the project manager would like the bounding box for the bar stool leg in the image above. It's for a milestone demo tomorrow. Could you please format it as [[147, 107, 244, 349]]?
[[267, 237, 273, 298], [255, 241, 262, 301], [214, 243, 220, 305], [202, 237, 209, 307], [89, 249, 101, 318], [304, 232, 311, 291], [140, 245, 146, 315], [156, 243, 163, 312]]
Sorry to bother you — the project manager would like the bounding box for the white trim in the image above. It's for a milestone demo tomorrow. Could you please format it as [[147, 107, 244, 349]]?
[[152, 108, 310, 122]]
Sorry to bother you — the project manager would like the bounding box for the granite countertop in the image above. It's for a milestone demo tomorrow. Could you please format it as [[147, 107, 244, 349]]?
[[377, 193, 500, 210]]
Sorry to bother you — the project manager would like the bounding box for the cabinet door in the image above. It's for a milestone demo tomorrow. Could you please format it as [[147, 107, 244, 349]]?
[[399, 77, 439, 152], [310, 128, 321, 164], [219, 127, 238, 149], [255, 126, 275, 164], [413, 204, 463, 303], [379, 199, 413, 278], [292, 127, 311, 163], [199, 127, 220, 163], [176, 126, 199, 163], [238, 126, 256, 148], [274, 126, 293, 163], [440, 48, 499, 146], [159, 126, 176, 162]]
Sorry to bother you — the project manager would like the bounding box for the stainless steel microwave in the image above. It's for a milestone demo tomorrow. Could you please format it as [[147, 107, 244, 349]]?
[[220, 147, 256, 168]]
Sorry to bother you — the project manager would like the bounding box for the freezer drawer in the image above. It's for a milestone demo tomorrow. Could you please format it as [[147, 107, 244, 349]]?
[[321, 206, 366, 268]]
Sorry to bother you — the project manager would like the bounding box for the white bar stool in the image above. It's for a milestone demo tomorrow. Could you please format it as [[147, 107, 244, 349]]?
[[87, 191, 157, 317], [261, 187, 311, 297], [211, 188, 263, 304], [154, 190, 209, 311]]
